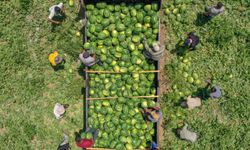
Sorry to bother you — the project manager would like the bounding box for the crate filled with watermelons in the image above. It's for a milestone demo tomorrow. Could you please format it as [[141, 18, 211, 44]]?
[[81, 0, 161, 149]]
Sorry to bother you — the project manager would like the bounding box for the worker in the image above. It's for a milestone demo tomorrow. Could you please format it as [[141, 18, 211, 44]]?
[[176, 124, 198, 143], [181, 96, 201, 110], [57, 133, 71, 150], [184, 32, 200, 50], [48, 50, 65, 68], [143, 38, 165, 61], [150, 141, 159, 150], [53, 103, 69, 119], [79, 50, 101, 67], [206, 80, 222, 99], [75, 128, 99, 149], [210, 85, 222, 99], [48, 2, 66, 25], [205, 2, 225, 18], [142, 106, 163, 123]]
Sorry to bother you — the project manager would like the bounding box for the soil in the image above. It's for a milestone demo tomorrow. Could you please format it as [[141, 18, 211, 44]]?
[[158, 23, 171, 146]]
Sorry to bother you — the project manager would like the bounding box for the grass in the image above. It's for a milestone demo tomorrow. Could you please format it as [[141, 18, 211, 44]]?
[[0, 0, 249, 149], [0, 0, 84, 149], [160, 0, 249, 149]]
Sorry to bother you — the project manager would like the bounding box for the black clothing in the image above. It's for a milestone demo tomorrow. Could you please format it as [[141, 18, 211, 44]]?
[[188, 32, 200, 50]]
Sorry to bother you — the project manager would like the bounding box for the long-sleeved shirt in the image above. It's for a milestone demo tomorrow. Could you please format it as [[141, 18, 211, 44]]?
[[210, 86, 222, 99], [144, 41, 165, 61], [180, 124, 198, 143], [205, 6, 225, 17]]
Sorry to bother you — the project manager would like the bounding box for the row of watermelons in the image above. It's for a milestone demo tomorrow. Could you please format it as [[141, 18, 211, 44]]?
[[84, 2, 160, 149], [89, 73, 156, 98]]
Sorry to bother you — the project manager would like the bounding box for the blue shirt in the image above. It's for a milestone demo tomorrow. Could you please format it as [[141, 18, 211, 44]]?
[[147, 111, 163, 123], [210, 86, 222, 99]]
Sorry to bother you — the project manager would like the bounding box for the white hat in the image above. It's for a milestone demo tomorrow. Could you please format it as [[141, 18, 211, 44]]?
[[152, 42, 160, 52]]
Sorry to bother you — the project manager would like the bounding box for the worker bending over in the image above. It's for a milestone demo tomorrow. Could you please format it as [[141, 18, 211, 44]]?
[[57, 133, 71, 150], [144, 38, 165, 61], [48, 2, 66, 25], [184, 32, 200, 50], [75, 128, 99, 149], [177, 124, 198, 143], [79, 50, 102, 67], [53, 103, 69, 119], [48, 50, 65, 68], [181, 96, 201, 110], [205, 2, 225, 18], [142, 106, 162, 123]]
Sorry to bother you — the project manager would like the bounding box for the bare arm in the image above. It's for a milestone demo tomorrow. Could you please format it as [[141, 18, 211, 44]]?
[[92, 53, 97, 60], [143, 38, 150, 51], [61, 5, 66, 16], [48, 18, 60, 24]]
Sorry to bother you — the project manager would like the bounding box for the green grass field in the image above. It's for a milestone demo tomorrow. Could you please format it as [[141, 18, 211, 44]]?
[[0, 0, 249, 149]]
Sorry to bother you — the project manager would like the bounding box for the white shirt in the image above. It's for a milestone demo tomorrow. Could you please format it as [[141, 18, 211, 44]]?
[[79, 53, 96, 66], [53, 103, 65, 119], [187, 96, 201, 110], [48, 3, 63, 19]]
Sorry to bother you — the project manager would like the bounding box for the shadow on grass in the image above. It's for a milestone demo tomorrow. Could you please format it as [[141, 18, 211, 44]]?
[[194, 13, 212, 26], [51, 60, 66, 71], [77, 63, 85, 77], [51, 15, 66, 32], [170, 40, 188, 56]]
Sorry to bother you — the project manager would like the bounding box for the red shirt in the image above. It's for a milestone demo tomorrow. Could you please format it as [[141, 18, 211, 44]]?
[[76, 139, 94, 148]]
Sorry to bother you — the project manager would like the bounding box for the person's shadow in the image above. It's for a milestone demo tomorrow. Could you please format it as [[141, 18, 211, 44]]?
[[51, 15, 66, 32], [51, 60, 66, 71], [192, 86, 210, 100], [194, 13, 211, 26], [171, 40, 188, 56]]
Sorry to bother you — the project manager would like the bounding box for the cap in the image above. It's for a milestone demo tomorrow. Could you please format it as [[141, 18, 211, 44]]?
[[54, 56, 63, 64], [82, 51, 90, 58], [54, 6, 61, 14]]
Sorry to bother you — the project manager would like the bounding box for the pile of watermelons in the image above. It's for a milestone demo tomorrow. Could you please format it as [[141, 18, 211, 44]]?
[[85, 2, 160, 149], [84, 2, 159, 71], [88, 98, 157, 149]]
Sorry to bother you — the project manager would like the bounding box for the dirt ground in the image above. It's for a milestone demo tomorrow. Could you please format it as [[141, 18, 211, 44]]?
[[158, 23, 170, 146]]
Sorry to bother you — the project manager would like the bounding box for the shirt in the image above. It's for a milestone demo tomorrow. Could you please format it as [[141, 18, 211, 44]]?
[[53, 103, 65, 119], [180, 124, 198, 143], [48, 3, 63, 19], [188, 32, 199, 50], [79, 53, 96, 66], [147, 111, 163, 123], [76, 139, 94, 148], [210, 86, 222, 99], [187, 96, 201, 110], [48, 51, 59, 66], [206, 6, 225, 17], [144, 41, 165, 61]]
